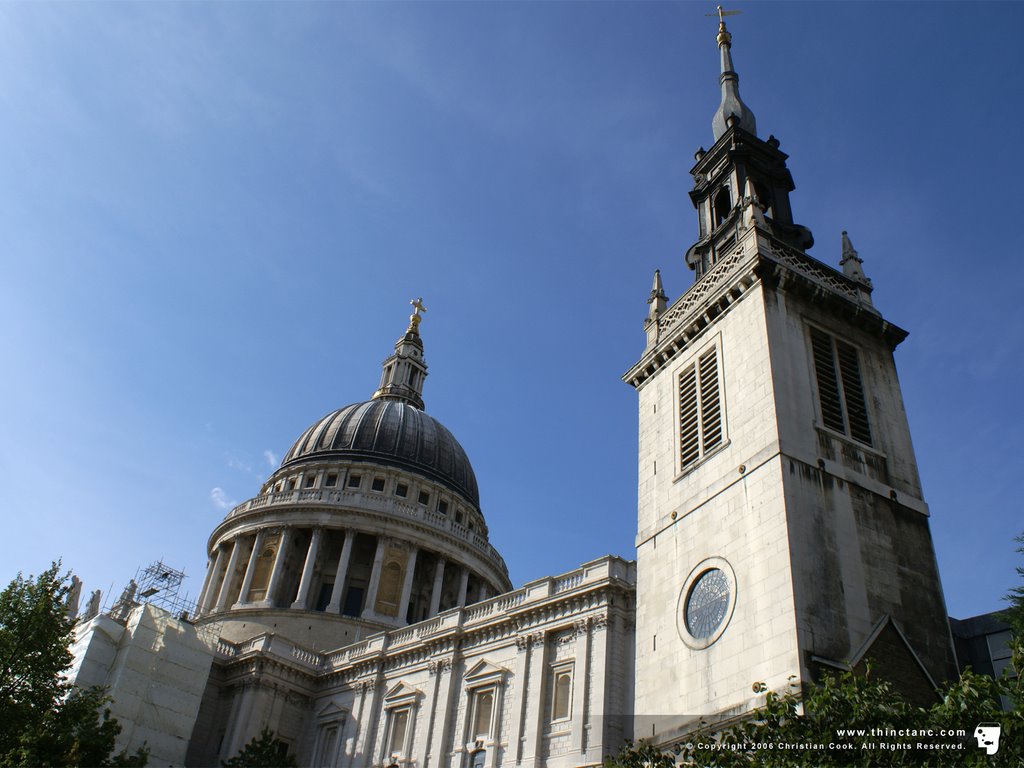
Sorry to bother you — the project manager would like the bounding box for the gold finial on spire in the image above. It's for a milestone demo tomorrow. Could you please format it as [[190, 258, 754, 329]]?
[[408, 297, 427, 331], [707, 5, 741, 46]]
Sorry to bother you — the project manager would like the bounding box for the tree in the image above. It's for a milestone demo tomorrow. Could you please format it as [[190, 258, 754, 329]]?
[[223, 727, 298, 768], [0, 563, 148, 767], [1003, 532, 1024, 635]]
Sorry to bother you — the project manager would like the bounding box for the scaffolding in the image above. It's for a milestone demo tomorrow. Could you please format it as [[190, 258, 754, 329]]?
[[105, 559, 222, 644], [134, 560, 192, 616]]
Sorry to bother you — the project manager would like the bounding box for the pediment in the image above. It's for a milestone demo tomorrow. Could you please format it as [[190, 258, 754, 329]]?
[[384, 681, 423, 704], [315, 700, 348, 720], [464, 659, 509, 688]]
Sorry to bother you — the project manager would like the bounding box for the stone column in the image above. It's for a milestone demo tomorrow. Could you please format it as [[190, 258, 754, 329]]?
[[476, 581, 488, 604], [397, 546, 419, 623], [570, 618, 591, 754], [326, 531, 354, 614], [428, 558, 445, 616], [213, 538, 243, 613], [456, 568, 470, 607], [291, 527, 323, 610], [521, 632, 547, 764], [425, 658, 455, 768], [195, 554, 216, 615], [361, 536, 387, 619], [355, 678, 383, 766], [507, 636, 531, 765], [194, 558, 211, 611], [233, 529, 266, 608], [587, 616, 611, 754], [199, 547, 227, 614], [262, 528, 292, 608], [345, 681, 371, 768]]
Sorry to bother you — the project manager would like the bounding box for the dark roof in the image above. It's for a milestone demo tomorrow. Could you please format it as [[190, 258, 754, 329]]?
[[949, 611, 1011, 639], [282, 400, 480, 509]]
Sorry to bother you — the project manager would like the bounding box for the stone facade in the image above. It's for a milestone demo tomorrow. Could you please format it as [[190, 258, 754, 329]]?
[[71, 558, 634, 768], [622, 14, 956, 745]]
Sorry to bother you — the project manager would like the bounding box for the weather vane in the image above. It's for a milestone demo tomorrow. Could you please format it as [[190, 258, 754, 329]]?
[[408, 297, 427, 331], [706, 5, 742, 24], [704, 5, 745, 45]]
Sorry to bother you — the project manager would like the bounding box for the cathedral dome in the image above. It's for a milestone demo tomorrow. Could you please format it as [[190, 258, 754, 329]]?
[[281, 399, 480, 509]]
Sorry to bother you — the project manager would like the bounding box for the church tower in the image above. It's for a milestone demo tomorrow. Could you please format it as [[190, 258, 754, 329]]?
[[624, 14, 956, 741]]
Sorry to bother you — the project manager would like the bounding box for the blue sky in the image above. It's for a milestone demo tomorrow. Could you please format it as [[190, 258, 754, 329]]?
[[0, 2, 1020, 622]]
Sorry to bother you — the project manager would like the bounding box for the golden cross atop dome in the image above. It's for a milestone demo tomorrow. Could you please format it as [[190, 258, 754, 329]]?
[[408, 297, 427, 330]]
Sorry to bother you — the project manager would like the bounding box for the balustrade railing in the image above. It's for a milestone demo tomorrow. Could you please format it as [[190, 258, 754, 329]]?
[[227, 556, 634, 678], [553, 570, 584, 593]]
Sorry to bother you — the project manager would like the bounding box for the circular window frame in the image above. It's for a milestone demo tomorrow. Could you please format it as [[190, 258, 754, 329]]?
[[677, 557, 737, 650]]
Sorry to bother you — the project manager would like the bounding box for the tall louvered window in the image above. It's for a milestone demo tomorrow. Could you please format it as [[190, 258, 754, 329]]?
[[679, 345, 724, 469], [809, 327, 872, 445]]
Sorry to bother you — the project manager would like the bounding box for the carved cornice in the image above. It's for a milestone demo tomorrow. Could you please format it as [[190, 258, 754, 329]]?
[[427, 657, 454, 675], [624, 226, 904, 390]]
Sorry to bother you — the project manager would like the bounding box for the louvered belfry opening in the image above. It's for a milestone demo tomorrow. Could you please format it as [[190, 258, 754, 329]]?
[[809, 326, 872, 446], [836, 340, 871, 444], [699, 347, 723, 451], [679, 345, 724, 469]]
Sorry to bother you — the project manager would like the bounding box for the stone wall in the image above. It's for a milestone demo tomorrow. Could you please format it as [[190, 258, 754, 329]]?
[[69, 604, 215, 765]]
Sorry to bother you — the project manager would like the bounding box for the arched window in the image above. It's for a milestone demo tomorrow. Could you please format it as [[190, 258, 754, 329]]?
[[551, 664, 573, 721], [472, 689, 494, 739], [754, 181, 773, 218], [713, 187, 732, 228]]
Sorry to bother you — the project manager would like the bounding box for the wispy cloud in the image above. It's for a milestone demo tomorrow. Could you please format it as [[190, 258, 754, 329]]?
[[226, 455, 253, 473], [210, 487, 236, 510], [263, 450, 278, 468]]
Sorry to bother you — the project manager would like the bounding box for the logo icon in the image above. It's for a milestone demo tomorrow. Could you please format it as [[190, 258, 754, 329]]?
[[974, 723, 1001, 755]]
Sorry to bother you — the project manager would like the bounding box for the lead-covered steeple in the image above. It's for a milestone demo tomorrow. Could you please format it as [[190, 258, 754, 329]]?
[[684, 9, 813, 281], [372, 298, 429, 410], [711, 7, 757, 140]]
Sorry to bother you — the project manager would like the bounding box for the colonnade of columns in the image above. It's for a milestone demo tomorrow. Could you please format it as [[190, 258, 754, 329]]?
[[196, 526, 494, 626]]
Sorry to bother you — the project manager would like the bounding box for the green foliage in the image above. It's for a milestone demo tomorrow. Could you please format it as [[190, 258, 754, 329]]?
[[606, 652, 1023, 767], [0, 563, 148, 767], [0, 563, 76, 730], [223, 727, 297, 768], [603, 739, 678, 768], [1003, 532, 1024, 635]]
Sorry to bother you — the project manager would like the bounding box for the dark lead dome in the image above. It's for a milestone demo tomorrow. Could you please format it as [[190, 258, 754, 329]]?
[[282, 400, 480, 508]]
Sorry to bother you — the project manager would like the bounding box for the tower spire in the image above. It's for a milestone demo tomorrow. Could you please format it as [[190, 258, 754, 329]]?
[[372, 298, 429, 409], [647, 269, 668, 322], [840, 231, 875, 307], [710, 6, 757, 141]]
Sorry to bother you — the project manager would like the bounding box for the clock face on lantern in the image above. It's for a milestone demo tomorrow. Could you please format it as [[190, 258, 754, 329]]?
[[684, 568, 730, 639]]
